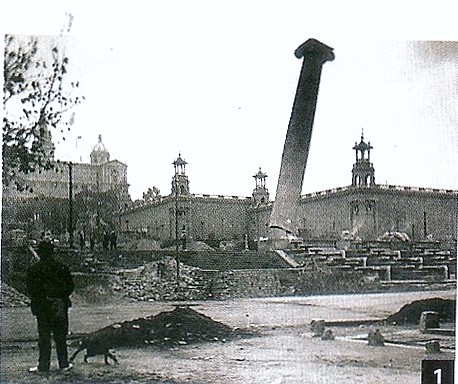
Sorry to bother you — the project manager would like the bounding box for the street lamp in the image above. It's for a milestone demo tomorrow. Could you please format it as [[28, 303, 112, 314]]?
[[68, 161, 74, 248], [76, 135, 82, 162]]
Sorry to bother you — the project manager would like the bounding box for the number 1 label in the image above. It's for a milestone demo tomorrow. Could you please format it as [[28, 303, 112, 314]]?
[[422, 360, 454, 384], [434, 368, 442, 384]]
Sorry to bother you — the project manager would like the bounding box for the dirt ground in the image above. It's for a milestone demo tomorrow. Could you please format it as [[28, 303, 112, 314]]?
[[1, 290, 455, 383]]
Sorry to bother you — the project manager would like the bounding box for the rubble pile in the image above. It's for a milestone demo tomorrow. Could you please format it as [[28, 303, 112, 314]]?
[[112, 257, 213, 301], [187, 241, 216, 251], [109, 259, 317, 301], [144, 306, 236, 345], [386, 298, 456, 325], [76, 306, 239, 352], [110, 259, 288, 301], [0, 283, 31, 307]]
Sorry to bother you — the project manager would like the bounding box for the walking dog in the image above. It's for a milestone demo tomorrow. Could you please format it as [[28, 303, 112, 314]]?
[[69, 323, 121, 365], [69, 320, 150, 365]]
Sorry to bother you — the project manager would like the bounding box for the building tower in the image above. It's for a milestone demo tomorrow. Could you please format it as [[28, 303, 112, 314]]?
[[251, 167, 270, 242], [40, 125, 55, 161], [252, 167, 269, 205], [171, 154, 190, 243], [90, 134, 110, 165], [171, 153, 189, 196], [352, 131, 375, 187]]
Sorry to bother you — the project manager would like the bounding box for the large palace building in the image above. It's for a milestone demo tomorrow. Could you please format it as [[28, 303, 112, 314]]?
[[2, 134, 130, 234], [4, 134, 129, 200], [121, 134, 458, 245]]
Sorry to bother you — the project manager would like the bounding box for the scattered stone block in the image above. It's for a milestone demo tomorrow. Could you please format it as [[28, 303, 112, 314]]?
[[367, 329, 385, 346], [321, 329, 335, 340], [310, 320, 326, 337], [425, 340, 441, 353]]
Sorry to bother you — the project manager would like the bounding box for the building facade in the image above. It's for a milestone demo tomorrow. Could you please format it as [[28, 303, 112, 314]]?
[[298, 134, 457, 242], [123, 155, 270, 243], [121, 134, 457, 245], [2, 135, 130, 234], [4, 134, 129, 200]]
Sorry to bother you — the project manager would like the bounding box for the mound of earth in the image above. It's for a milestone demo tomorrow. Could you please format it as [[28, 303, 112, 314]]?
[[79, 306, 243, 351], [0, 283, 30, 307], [144, 305, 235, 345], [186, 241, 215, 251], [386, 298, 456, 325]]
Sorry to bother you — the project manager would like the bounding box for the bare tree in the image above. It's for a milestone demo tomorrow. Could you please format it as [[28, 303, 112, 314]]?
[[3, 34, 83, 190]]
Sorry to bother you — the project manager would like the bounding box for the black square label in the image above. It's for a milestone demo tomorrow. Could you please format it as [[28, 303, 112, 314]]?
[[422, 359, 455, 384]]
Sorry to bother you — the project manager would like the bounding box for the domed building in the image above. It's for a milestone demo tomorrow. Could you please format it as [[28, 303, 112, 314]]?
[[90, 134, 110, 165], [4, 134, 129, 199], [3, 134, 130, 234]]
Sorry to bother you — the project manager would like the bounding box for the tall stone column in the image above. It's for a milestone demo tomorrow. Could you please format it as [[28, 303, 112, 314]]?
[[269, 39, 334, 239]]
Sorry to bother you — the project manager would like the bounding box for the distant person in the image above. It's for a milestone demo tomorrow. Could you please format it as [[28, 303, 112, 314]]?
[[79, 230, 85, 251], [26, 240, 74, 374], [110, 231, 117, 250], [102, 231, 110, 251], [90, 235, 95, 252], [181, 234, 187, 250]]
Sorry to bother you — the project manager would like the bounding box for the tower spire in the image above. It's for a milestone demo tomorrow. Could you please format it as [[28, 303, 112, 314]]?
[[252, 167, 269, 206], [352, 132, 375, 187], [171, 153, 189, 195]]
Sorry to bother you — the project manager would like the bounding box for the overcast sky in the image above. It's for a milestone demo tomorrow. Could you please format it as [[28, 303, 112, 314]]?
[[2, 1, 457, 200]]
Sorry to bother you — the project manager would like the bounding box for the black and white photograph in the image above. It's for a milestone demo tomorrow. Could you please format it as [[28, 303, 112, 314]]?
[[1, 2, 457, 383]]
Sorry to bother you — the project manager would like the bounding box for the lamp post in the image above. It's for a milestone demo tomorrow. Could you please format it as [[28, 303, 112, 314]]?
[[68, 161, 74, 248], [174, 173, 180, 283], [76, 135, 82, 162]]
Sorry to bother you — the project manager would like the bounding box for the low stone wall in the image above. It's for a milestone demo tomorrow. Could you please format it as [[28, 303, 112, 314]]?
[[208, 268, 367, 299], [72, 261, 369, 302], [209, 269, 283, 299]]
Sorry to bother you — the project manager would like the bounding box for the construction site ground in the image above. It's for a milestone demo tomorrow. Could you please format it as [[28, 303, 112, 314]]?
[[1, 290, 455, 383]]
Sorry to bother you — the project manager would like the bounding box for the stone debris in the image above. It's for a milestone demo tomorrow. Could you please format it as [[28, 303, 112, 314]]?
[[321, 329, 335, 340], [367, 329, 385, 346], [110, 256, 284, 301], [425, 340, 441, 354], [310, 320, 326, 337], [112, 257, 213, 301], [0, 283, 31, 307]]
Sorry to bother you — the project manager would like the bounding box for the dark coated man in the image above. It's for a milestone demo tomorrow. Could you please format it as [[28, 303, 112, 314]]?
[[26, 240, 74, 374]]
